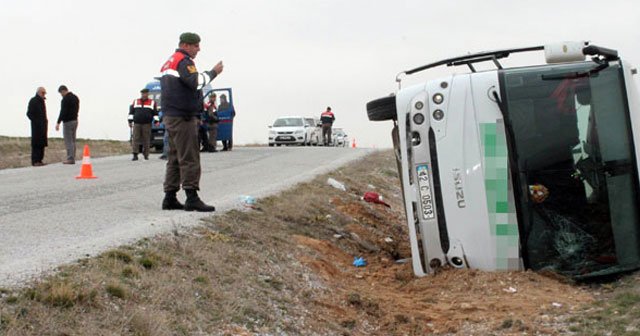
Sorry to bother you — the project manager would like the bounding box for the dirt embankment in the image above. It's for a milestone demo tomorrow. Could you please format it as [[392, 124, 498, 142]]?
[[291, 154, 593, 335]]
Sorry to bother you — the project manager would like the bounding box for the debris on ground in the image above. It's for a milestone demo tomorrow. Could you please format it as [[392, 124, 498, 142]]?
[[362, 191, 390, 207], [352, 257, 367, 267], [327, 177, 346, 191], [239, 195, 257, 209]]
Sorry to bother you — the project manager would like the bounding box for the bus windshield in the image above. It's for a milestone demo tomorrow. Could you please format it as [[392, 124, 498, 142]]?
[[501, 62, 640, 277]]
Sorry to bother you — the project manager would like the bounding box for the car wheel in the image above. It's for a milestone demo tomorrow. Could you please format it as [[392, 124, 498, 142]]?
[[269, 143, 274, 147], [367, 95, 397, 121]]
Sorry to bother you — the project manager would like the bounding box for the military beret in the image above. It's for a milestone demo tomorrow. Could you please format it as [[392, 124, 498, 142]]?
[[140, 88, 149, 93], [179, 32, 201, 44]]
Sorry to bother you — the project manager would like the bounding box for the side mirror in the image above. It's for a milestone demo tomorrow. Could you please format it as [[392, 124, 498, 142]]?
[[304, 125, 309, 128], [268, 125, 272, 128]]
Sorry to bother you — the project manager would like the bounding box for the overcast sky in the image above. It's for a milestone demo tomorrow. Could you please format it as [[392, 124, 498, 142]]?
[[1, 0, 639, 148]]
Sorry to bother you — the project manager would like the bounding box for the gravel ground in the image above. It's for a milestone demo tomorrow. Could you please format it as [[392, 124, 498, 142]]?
[[0, 147, 372, 287]]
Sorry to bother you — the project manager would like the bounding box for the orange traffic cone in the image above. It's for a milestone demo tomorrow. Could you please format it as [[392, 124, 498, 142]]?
[[76, 144, 97, 179], [352, 138, 357, 148]]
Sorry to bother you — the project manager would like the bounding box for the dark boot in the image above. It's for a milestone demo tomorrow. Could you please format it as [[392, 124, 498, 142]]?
[[132, 153, 139, 161], [162, 191, 184, 210], [184, 189, 216, 212]]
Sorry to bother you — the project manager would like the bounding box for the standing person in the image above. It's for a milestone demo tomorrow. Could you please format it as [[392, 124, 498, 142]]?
[[26, 87, 48, 166], [128, 88, 157, 160], [219, 93, 235, 151], [55, 85, 79, 164], [205, 93, 219, 152], [159, 32, 223, 212], [320, 106, 335, 146]]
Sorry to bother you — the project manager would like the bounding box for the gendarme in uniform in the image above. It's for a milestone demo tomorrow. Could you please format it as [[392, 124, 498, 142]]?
[[159, 32, 224, 212]]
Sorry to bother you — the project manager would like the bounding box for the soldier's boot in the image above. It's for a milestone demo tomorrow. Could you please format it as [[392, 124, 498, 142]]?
[[184, 189, 216, 212], [132, 153, 139, 161], [162, 191, 184, 210]]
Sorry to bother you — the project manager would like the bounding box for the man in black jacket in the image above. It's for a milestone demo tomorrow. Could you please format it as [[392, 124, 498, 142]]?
[[26, 87, 48, 166], [159, 32, 223, 212], [55, 85, 80, 164], [128, 88, 157, 160]]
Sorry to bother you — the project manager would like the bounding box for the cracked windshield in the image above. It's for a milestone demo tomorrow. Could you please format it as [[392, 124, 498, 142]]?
[[503, 63, 640, 277]]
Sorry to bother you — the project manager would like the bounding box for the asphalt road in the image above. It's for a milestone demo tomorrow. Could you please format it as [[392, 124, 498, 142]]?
[[0, 146, 372, 287]]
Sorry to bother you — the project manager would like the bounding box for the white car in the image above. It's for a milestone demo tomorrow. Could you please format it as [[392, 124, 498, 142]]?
[[268, 116, 311, 146], [306, 117, 322, 146], [332, 128, 349, 147]]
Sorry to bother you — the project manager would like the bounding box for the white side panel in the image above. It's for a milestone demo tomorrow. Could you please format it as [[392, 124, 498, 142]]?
[[432, 73, 497, 270], [396, 83, 429, 276]]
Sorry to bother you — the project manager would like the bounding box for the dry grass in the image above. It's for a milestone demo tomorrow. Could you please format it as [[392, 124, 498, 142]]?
[[0, 136, 131, 170], [0, 152, 391, 335]]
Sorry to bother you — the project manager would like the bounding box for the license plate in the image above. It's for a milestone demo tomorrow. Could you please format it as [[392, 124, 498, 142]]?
[[279, 136, 293, 140], [416, 164, 435, 220]]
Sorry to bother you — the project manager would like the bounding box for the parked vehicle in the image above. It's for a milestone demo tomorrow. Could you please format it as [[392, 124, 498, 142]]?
[[203, 86, 235, 144], [332, 128, 349, 147], [367, 41, 640, 280], [268, 116, 310, 146], [144, 80, 164, 152], [307, 117, 322, 146]]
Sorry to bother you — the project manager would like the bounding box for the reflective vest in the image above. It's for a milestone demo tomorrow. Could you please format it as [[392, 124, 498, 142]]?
[[128, 98, 157, 124]]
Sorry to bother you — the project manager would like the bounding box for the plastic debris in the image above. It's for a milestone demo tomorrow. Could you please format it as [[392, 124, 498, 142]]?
[[395, 258, 410, 264], [327, 178, 346, 191], [353, 256, 367, 267], [239, 195, 257, 209], [363, 191, 391, 207], [384, 237, 394, 243], [503, 287, 518, 293], [552, 302, 563, 308], [333, 234, 343, 239]]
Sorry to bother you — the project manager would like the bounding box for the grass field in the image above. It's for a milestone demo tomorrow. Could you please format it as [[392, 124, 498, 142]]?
[[0, 136, 131, 170]]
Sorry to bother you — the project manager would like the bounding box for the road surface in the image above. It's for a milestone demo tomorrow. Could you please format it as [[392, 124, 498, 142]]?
[[0, 146, 372, 287]]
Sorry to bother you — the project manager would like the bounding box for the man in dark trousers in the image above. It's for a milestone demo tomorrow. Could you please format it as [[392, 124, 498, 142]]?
[[320, 106, 335, 146], [159, 32, 223, 212], [26, 87, 48, 166], [55, 85, 79, 164], [204, 93, 219, 152], [128, 88, 157, 160]]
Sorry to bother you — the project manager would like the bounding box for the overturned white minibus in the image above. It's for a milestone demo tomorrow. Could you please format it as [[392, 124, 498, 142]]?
[[367, 42, 640, 279]]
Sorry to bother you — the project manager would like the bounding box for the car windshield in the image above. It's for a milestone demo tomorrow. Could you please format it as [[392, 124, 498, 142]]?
[[334, 130, 345, 136], [273, 118, 303, 127], [149, 92, 161, 110], [501, 62, 640, 278]]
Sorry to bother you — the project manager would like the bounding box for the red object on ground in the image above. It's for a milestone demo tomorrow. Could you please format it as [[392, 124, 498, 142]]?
[[363, 191, 390, 207]]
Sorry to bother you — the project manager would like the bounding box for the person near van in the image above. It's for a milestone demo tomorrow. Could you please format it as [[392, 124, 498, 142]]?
[[320, 106, 335, 146], [128, 88, 158, 160], [219, 93, 235, 151], [55, 85, 79, 164], [26, 87, 48, 166], [159, 32, 223, 212], [204, 93, 219, 152]]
